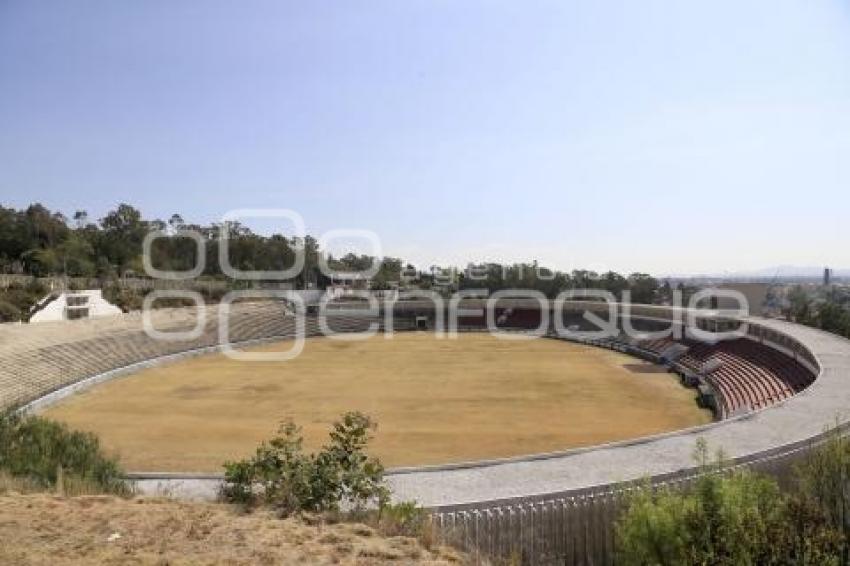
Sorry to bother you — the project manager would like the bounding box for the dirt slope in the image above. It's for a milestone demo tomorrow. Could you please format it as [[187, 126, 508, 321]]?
[[0, 494, 467, 565]]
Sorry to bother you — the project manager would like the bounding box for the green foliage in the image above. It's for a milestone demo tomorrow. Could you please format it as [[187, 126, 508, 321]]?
[[22, 247, 60, 276], [56, 233, 96, 277], [788, 285, 815, 324], [454, 264, 660, 301], [618, 472, 789, 565], [0, 201, 672, 301], [787, 285, 850, 340], [0, 411, 127, 495], [0, 279, 49, 322], [792, 428, 850, 564], [781, 494, 843, 565], [103, 283, 221, 313], [0, 203, 336, 287], [222, 412, 389, 517], [323, 412, 388, 508], [616, 485, 690, 565], [617, 436, 850, 565], [369, 257, 403, 290], [628, 273, 660, 305], [101, 284, 144, 312], [815, 301, 850, 339], [689, 472, 787, 565], [377, 500, 431, 538], [0, 299, 20, 322]]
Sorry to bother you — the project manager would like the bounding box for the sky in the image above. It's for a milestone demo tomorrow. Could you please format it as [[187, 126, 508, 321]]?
[[1, 1, 849, 275]]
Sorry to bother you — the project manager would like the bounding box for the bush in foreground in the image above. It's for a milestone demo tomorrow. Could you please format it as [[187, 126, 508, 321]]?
[[616, 436, 848, 565], [0, 410, 127, 495], [221, 411, 389, 516]]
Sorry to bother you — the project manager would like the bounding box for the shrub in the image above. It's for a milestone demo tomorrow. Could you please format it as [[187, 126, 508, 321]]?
[[0, 280, 49, 321], [102, 284, 145, 312], [377, 500, 432, 539], [616, 485, 690, 565], [222, 412, 389, 517], [0, 411, 127, 495], [790, 428, 850, 564], [616, 436, 850, 565], [617, 471, 789, 566], [323, 412, 388, 509], [0, 299, 20, 322]]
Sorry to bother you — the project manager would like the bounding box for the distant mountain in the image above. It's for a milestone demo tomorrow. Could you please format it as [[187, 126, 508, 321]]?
[[660, 266, 850, 281], [727, 266, 850, 278]]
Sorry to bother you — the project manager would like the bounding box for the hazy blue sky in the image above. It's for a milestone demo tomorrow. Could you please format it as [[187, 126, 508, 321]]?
[[1, 1, 849, 274]]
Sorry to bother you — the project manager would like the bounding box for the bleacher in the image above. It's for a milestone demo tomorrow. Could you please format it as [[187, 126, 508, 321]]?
[[636, 336, 815, 418], [0, 301, 370, 411], [0, 304, 819, 423]]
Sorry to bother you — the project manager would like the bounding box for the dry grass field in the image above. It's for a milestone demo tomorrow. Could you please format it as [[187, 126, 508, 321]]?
[[0, 493, 465, 565], [43, 333, 712, 472]]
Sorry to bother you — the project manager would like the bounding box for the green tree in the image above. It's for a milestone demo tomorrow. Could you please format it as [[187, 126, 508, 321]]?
[[21, 247, 60, 276], [57, 232, 96, 277], [628, 273, 659, 304], [99, 203, 146, 275], [788, 285, 814, 324], [222, 412, 388, 516], [816, 302, 850, 337]]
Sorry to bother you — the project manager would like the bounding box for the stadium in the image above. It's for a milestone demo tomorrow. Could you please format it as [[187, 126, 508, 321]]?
[[3, 0, 850, 562], [2, 296, 845, 563]]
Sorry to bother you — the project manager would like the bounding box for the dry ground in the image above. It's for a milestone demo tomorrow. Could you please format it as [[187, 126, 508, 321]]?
[[44, 333, 712, 472], [0, 493, 465, 565]]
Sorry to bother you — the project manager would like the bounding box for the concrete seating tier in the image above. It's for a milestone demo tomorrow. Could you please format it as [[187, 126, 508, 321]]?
[[0, 302, 370, 411], [0, 303, 819, 425], [638, 337, 815, 418]]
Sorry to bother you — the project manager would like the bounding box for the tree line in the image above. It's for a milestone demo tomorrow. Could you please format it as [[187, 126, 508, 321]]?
[[0, 201, 669, 304], [0, 203, 406, 288], [787, 286, 850, 341]]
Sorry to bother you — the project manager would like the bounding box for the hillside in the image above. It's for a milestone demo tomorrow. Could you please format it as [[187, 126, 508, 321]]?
[[0, 494, 467, 565]]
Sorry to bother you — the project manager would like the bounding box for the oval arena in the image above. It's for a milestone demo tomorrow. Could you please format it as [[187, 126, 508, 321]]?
[[39, 333, 712, 472], [2, 298, 848, 564]]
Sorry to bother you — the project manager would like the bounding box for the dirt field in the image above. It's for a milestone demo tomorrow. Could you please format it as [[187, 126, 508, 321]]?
[[43, 333, 712, 472], [0, 493, 464, 565]]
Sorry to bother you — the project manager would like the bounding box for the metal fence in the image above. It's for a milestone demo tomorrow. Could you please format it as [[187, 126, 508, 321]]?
[[430, 430, 827, 565]]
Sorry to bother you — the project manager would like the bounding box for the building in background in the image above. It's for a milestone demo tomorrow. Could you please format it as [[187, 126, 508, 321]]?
[[714, 283, 771, 317]]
